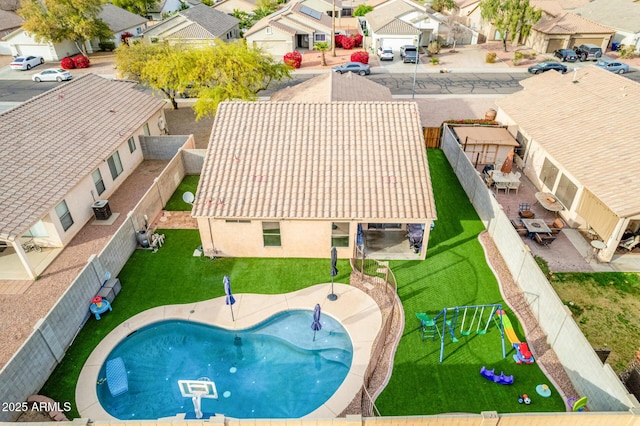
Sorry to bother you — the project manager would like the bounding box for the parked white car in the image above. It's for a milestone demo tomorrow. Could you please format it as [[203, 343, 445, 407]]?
[[10, 55, 44, 70], [377, 47, 394, 61], [32, 68, 73, 82]]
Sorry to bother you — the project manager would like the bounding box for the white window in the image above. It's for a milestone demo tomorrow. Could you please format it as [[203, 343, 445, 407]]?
[[266, 26, 272, 35], [55, 200, 74, 232], [262, 222, 281, 246], [315, 33, 326, 42], [107, 151, 124, 180], [128, 136, 136, 153], [92, 169, 105, 195]]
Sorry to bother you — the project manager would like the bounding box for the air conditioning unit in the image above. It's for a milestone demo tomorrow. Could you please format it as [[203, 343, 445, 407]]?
[[92, 200, 112, 220]]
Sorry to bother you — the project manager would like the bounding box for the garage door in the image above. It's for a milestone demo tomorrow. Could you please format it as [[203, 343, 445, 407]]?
[[15, 45, 55, 61], [546, 38, 564, 53], [378, 37, 415, 52], [571, 38, 604, 48]]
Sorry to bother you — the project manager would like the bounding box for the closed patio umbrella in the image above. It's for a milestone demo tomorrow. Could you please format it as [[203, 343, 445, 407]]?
[[311, 304, 322, 341], [223, 275, 236, 321], [500, 149, 514, 174], [328, 246, 338, 301]]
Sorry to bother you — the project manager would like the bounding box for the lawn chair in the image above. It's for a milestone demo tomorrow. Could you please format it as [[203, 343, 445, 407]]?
[[619, 235, 640, 251], [518, 202, 535, 219], [534, 233, 557, 247], [547, 218, 564, 234]]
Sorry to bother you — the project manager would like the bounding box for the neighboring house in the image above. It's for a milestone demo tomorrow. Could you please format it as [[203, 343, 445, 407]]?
[[143, 4, 240, 45], [147, 0, 202, 21], [92, 4, 149, 50], [244, 0, 332, 58], [0, 74, 166, 279], [451, 126, 518, 167], [270, 71, 393, 101], [363, 0, 446, 50], [212, 0, 258, 15], [192, 101, 436, 260], [572, 0, 640, 52], [3, 4, 149, 60], [0, 9, 22, 55], [301, 0, 343, 17], [494, 68, 640, 262], [528, 11, 614, 53]]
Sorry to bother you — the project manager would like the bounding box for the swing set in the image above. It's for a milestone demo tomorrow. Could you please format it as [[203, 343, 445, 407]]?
[[417, 303, 506, 363]]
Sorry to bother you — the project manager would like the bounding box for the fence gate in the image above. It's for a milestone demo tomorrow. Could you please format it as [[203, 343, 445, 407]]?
[[424, 127, 441, 149]]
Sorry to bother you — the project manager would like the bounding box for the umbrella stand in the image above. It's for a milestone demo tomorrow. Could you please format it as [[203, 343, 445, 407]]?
[[328, 277, 337, 301], [328, 246, 338, 301]]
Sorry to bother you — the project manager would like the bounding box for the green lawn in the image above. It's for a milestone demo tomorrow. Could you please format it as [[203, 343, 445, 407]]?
[[164, 174, 200, 211], [40, 150, 566, 418], [375, 150, 566, 415]]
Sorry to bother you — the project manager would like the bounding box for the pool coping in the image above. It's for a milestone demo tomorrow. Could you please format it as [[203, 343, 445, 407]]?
[[76, 283, 382, 420]]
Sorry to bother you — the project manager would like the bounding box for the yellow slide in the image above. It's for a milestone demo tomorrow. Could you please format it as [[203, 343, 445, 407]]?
[[498, 310, 521, 345]]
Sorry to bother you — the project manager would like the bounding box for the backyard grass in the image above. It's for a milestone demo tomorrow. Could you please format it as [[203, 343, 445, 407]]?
[[39, 230, 350, 419], [550, 271, 640, 373], [164, 174, 200, 211], [375, 150, 566, 415]]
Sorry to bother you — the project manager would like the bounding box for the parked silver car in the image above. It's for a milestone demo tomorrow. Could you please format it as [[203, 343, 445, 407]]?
[[10, 55, 44, 70], [595, 59, 630, 74], [332, 62, 371, 75], [377, 47, 394, 61]]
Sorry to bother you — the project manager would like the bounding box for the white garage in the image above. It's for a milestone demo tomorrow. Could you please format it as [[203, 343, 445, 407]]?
[[4, 30, 79, 61], [376, 35, 418, 52]]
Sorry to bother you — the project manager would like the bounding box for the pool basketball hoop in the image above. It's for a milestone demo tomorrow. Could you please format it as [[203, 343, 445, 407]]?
[[178, 379, 218, 419]]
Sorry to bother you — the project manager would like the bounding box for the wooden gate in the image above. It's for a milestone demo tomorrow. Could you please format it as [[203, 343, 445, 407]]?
[[424, 127, 441, 149]]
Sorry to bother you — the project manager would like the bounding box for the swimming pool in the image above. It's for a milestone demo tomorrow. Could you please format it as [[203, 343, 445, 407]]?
[[97, 310, 353, 419]]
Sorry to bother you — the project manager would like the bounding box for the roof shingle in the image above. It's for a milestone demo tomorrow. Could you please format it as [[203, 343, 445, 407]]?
[[193, 102, 436, 221]]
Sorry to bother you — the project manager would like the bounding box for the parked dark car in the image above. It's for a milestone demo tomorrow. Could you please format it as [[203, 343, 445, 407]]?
[[553, 49, 578, 62], [573, 44, 603, 61], [332, 62, 371, 75], [527, 61, 568, 74]]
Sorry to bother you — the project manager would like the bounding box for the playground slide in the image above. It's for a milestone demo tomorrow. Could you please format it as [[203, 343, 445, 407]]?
[[497, 310, 520, 345]]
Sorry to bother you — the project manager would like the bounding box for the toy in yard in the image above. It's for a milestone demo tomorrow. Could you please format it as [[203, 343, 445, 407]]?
[[536, 384, 551, 397], [497, 310, 535, 364], [568, 396, 588, 412], [480, 366, 514, 385], [513, 342, 535, 364], [417, 304, 505, 363], [518, 394, 531, 405]]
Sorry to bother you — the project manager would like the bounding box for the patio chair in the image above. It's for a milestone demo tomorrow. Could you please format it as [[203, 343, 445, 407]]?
[[547, 218, 564, 234], [619, 235, 640, 252], [518, 202, 535, 219], [510, 220, 528, 236], [495, 181, 509, 194], [508, 180, 520, 194], [534, 233, 556, 247]]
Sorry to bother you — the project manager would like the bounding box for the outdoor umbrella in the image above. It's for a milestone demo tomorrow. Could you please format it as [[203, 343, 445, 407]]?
[[223, 275, 236, 321], [311, 304, 322, 341], [500, 149, 514, 174], [328, 246, 338, 301]]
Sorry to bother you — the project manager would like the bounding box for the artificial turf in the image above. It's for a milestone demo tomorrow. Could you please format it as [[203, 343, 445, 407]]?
[[163, 174, 200, 211], [374, 150, 566, 415]]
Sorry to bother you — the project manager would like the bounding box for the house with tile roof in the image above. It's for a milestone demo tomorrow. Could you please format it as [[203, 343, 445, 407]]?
[[212, 0, 258, 15], [3, 4, 149, 60], [143, 4, 240, 44], [0, 9, 22, 55], [572, 0, 640, 52], [0, 74, 166, 279], [192, 101, 436, 260], [244, 0, 332, 58], [495, 67, 640, 262], [270, 72, 393, 102], [363, 0, 450, 51], [147, 0, 202, 21], [528, 11, 614, 53]]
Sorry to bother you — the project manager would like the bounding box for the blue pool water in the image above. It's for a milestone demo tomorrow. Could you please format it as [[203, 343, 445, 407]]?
[[97, 310, 353, 419]]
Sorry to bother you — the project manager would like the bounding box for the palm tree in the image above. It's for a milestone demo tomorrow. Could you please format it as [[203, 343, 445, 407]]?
[[314, 42, 329, 66]]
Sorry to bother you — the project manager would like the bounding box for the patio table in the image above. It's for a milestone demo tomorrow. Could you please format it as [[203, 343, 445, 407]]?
[[535, 192, 564, 213], [491, 172, 520, 184], [521, 218, 551, 235]]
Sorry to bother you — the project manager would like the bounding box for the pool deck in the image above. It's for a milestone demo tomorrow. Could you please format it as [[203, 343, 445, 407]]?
[[76, 283, 381, 421]]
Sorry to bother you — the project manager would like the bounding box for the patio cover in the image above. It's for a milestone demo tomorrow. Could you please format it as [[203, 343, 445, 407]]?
[[576, 188, 618, 242]]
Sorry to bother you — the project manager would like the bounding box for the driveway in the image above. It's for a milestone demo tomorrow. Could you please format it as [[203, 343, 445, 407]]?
[[0, 52, 117, 81]]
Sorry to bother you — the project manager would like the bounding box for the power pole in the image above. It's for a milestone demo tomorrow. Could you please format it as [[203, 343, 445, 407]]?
[[332, 0, 336, 57]]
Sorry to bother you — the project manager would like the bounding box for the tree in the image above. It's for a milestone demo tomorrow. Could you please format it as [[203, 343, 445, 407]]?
[[232, 9, 254, 32], [480, 0, 542, 52], [19, 0, 113, 57], [353, 4, 373, 16], [430, 0, 455, 12], [111, 0, 157, 17], [313, 41, 329, 66], [114, 41, 291, 116]]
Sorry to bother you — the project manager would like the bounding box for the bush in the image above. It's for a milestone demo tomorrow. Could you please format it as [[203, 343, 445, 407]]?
[[73, 55, 90, 68], [353, 4, 373, 16], [283, 51, 302, 69], [120, 31, 134, 46], [98, 41, 115, 51], [618, 44, 636, 59], [427, 40, 440, 56], [341, 36, 355, 50], [430, 57, 440, 65], [486, 52, 497, 63], [513, 51, 523, 65], [350, 51, 369, 64], [352, 34, 363, 48], [60, 57, 75, 69], [334, 34, 344, 48]]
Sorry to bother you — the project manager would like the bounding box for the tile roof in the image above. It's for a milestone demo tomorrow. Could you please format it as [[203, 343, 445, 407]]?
[[213, 0, 258, 14], [193, 101, 436, 221], [270, 72, 393, 102], [495, 67, 640, 217], [99, 4, 148, 33], [572, 0, 640, 34], [533, 12, 614, 35], [0, 74, 166, 241], [0, 10, 22, 32], [365, 0, 424, 34], [178, 4, 240, 37], [529, 0, 564, 17], [452, 126, 519, 147], [244, 1, 330, 37]]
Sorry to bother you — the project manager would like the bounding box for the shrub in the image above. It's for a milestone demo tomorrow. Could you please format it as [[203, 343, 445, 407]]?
[[513, 51, 523, 65], [618, 44, 636, 59], [430, 57, 440, 65], [120, 31, 134, 46], [350, 51, 369, 64], [427, 40, 440, 56], [60, 57, 75, 69], [73, 55, 90, 68], [283, 51, 302, 68], [353, 4, 373, 16], [486, 52, 497, 63], [352, 34, 363, 48], [98, 41, 115, 51], [341, 36, 355, 50], [334, 34, 344, 48]]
